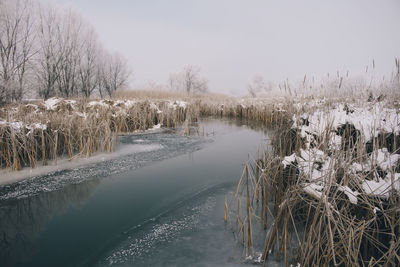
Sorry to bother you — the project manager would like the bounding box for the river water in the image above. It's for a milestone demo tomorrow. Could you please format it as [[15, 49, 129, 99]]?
[[0, 119, 278, 267]]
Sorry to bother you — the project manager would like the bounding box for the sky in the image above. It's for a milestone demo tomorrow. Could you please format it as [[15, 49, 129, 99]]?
[[50, 0, 400, 95]]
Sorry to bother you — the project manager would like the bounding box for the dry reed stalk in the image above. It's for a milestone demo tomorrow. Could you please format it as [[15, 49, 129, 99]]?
[[227, 96, 400, 266], [0, 98, 202, 171]]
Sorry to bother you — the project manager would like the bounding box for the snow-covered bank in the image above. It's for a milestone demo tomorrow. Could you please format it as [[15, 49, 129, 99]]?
[[0, 130, 208, 200], [230, 94, 400, 266], [0, 143, 163, 186], [0, 97, 193, 175], [285, 99, 400, 202], [256, 96, 400, 266]]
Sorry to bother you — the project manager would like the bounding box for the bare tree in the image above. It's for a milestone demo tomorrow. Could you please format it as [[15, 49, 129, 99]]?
[[35, 5, 63, 99], [248, 75, 273, 97], [0, 0, 35, 104], [1, 0, 131, 101], [55, 9, 83, 98], [168, 65, 208, 94], [98, 52, 130, 98], [168, 72, 183, 92], [78, 27, 100, 98]]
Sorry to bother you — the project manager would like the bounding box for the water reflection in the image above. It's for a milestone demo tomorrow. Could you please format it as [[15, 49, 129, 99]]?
[[0, 179, 100, 266], [0, 119, 270, 267]]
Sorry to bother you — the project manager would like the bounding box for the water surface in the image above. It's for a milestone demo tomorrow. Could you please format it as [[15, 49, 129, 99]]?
[[0, 119, 275, 267]]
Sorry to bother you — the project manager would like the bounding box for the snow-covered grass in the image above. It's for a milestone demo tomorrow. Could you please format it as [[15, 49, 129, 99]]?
[[0, 97, 195, 172], [1, 86, 399, 266], [0, 85, 399, 266], [1, 92, 289, 174], [229, 93, 400, 266]]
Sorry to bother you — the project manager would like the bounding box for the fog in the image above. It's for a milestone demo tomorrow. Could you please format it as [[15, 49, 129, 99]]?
[[51, 0, 400, 95]]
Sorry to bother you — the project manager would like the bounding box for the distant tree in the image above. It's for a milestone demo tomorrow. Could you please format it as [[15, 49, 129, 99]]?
[[55, 9, 83, 98], [78, 28, 100, 98], [168, 65, 208, 94], [98, 52, 130, 98], [248, 75, 273, 97], [35, 5, 64, 99], [0, 0, 35, 104], [0, 0, 131, 101]]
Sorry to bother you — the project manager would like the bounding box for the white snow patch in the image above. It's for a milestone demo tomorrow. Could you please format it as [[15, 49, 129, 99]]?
[[373, 148, 400, 171], [282, 153, 296, 168], [362, 178, 392, 198], [168, 100, 187, 110], [44, 97, 61, 110], [147, 123, 162, 131], [338, 185, 359, 204], [88, 100, 110, 108], [302, 183, 324, 199]]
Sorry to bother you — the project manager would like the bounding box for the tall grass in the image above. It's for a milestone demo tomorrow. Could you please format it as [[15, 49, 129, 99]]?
[[0, 94, 291, 171], [229, 96, 400, 266], [0, 99, 198, 170]]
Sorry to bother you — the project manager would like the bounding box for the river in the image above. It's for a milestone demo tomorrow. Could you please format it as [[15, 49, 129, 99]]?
[[0, 119, 279, 267]]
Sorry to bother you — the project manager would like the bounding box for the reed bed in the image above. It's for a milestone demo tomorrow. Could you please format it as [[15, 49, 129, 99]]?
[[1, 90, 399, 266], [0, 98, 198, 170], [0, 94, 292, 172], [227, 95, 400, 266]]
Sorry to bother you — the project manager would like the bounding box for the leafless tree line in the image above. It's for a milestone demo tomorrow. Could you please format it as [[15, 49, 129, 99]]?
[[168, 65, 208, 94], [0, 0, 130, 104]]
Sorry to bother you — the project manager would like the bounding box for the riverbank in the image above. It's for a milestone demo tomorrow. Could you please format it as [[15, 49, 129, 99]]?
[[230, 94, 400, 266], [0, 97, 193, 172], [0, 135, 163, 186], [0, 94, 283, 175], [1, 92, 400, 266]]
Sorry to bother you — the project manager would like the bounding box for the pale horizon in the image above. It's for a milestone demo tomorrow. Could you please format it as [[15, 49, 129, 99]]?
[[50, 0, 400, 95]]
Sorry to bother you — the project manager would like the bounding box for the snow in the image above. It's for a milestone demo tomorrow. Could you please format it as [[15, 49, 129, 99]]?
[[44, 97, 61, 110], [362, 178, 392, 199], [362, 173, 400, 199], [146, 123, 162, 132], [302, 183, 323, 199], [0, 143, 163, 186], [25, 103, 38, 109], [295, 148, 332, 182], [293, 102, 400, 144], [0, 120, 47, 134], [289, 99, 400, 203], [75, 112, 87, 120], [373, 148, 400, 171], [150, 102, 162, 114], [168, 100, 188, 110], [26, 123, 47, 131], [338, 185, 359, 204], [151, 123, 161, 129], [113, 99, 137, 108], [63, 99, 76, 106], [10, 121, 24, 130], [88, 100, 109, 108], [176, 100, 187, 109], [282, 153, 296, 168]]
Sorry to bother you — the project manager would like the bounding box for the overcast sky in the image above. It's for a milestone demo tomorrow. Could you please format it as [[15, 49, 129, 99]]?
[[50, 0, 400, 95]]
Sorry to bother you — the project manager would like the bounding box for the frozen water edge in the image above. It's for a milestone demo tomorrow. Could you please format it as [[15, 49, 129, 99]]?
[[0, 124, 166, 186], [0, 130, 210, 200], [0, 144, 163, 186]]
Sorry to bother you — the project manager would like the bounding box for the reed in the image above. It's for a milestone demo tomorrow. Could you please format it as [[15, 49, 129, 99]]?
[[1, 90, 399, 266], [230, 96, 400, 266], [0, 98, 199, 171]]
